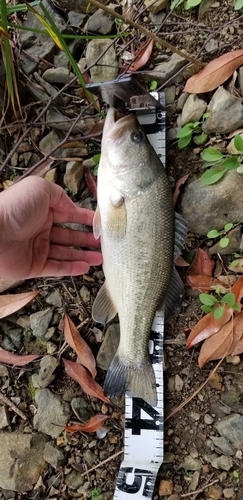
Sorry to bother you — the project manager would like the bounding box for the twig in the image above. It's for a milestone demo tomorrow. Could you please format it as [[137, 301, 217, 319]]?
[[0, 391, 28, 421], [180, 479, 219, 498], [87, 0, 204, 67], [81, 449, 124, 476]]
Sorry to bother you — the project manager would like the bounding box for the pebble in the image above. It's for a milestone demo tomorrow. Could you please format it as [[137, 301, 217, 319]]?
[[30, 308, 53, 338], [206, 484, 223, 499], [32, 355, 59, 389], [71, 397, 93, 422], [211, 455, 233, 471], [204, 414, 214, 425], [215, 414, 243, 450], [0, 406, 10, 429], [158, 479, 173, 496], [43, 442, 67, 468], [174, 374, 183, 391], [182, 456, 202, 471], [83, 450, 97, 466], [43, 67, 75, 85], [190, 411, 201, 421], [210, 436, 235, 456], [203, 86, 243, 135], [46, 290, 62, 308], [188, 470, 200, 492], [44, 168, 58, 184], [33, 388, 71, 438], [79, 285, 91, 304], [181, 94, 207, 127], [143, 52, 187, 85], [86, 39, 118, 83], [64, 160, 84, 194], [84, 8, 115, 34], [39, 129, 65, 158], [223, 487, 235, 498], [0, 365, 8, 377], [96, 323, 120, 371]]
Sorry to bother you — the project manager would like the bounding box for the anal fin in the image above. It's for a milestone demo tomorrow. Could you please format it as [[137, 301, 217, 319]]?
[[92, 282, 117, 324]]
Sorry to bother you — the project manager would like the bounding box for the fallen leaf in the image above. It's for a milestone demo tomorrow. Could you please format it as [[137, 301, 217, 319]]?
[[64, 414, 109, 433], [231, 276, 243, 309], [63, 358, 110, 404], [123, 39, 154, 72], [186, 305, 233, 348], [198, 318, 234, 368], [227, 128, 243, 139], [187, 248, 215, 278], [228, 259, 243, 273], [0, 291, 39, 319], [84, 167, 97, 199], [186, 274, 222, 292], [64, 315, 97, 378], [230, 311, 243, 355], [184, 49, 243, 93], [0, 349, 40, 366], [176, 255, 190, 267], [173, 173, 189, 205]]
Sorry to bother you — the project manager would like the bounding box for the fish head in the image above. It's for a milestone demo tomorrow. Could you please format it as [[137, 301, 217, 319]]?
[[100, 108, 161, 197]]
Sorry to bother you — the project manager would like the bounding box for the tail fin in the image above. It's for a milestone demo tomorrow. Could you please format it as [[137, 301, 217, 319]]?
[[104, 355, 157, 407]]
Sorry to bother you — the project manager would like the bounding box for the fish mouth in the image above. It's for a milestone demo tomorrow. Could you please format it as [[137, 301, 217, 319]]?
[[104, 108, 138, 143]]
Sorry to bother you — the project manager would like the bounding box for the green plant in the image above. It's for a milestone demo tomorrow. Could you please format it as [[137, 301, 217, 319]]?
[[235, 0, 243, 9], [176, 112, 209, 149], [170, 0, 202, 10], [150, 80, 158, 91], [91, 489, 102, 499], [199, 291, 240, 319], [93, 153, 101, 176], [200, 135, 243, 185], [233, 470, 240, 482], [207, 222, 234, 249]]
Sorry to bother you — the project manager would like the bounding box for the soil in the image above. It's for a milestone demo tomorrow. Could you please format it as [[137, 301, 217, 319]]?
[[1, 1, 243, 500]]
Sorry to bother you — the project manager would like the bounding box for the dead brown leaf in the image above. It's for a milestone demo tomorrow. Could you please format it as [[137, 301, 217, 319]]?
[[0, 348, 40, 366], [187, 248, 215, 278], [184, 49, 243, 93], [198, 318, 234, 368], [63, 414, 109, 433], [186, 305, 233, 348], [123, 39, 154, 72], [0, 291, 39, 319], [228, 259, 243, 273], [231, 275, 243, 310], [173, 173, 189, 206], [186, 274, 222, 292], [63, 358, 110, 404], [64, 315, 96, 378]]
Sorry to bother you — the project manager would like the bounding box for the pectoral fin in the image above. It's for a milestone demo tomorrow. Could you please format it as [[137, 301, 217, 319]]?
[[93, 206, 101, 239], [92, 282, 117, 324], [106, 202, 127, 240]]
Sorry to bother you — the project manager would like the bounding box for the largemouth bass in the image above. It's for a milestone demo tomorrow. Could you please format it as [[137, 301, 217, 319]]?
[[92, 107, 186, 406]]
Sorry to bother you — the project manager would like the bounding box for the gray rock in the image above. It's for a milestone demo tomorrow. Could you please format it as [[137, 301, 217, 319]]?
[[144, 0, 169, 13], [209, 226, 242, 255], [46, 108, 87, 134], [32, 355, 58, 389], [43, 442, 67, 468], [227, 132, 243, 154], [149, 10, 166, 24], [33, 388, 71, 438], [39, 129, 65, 158], [65, 470, 85, 490], [84, 9, 115, 34], [96, 323, 120, 371], [68, 11, 87, 27], [202, 87, 243, 134], [210, 436, 235, 456], [86, 39, 118, 83], [0, 406, 10, 429], [181, 170, 243, 235], [223, 487, 235, 499], [0, 432, 48, 491], [30, 308, 53, 338], [198, 0, 215, 18], [215, 414, 243, 450], [182, 456, 202, 471], [46, 290, 62, 308], [42, 67, 75, 85], [83, 450, 97, 466], [142, 52, 187, 85], [211, 455, 233, 471], [64, 160, 84, 194], [181, 94, 207, 126], [71, 397, 93, 421], [164, 85, 176, 105], [205, 38, 219, 53]]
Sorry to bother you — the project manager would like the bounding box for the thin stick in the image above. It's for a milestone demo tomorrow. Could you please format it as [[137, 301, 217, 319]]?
[[0, 391, 28, 421], [181, 479, 219, 498], [81, 449, 124, 476], [87, 0, 204, 67]]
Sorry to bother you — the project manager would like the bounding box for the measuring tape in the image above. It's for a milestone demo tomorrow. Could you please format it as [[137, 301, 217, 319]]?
[[114, 94, 166, 499]]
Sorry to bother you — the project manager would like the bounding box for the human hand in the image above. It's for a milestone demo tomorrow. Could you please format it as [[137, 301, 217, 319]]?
[[0, 176, 102, 279]]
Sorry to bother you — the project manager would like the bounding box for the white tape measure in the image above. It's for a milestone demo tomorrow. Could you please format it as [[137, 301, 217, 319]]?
[[114, 94, 166, 499]]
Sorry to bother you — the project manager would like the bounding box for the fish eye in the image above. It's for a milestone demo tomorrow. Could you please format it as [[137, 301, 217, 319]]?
[[131, 130, 144, 143]]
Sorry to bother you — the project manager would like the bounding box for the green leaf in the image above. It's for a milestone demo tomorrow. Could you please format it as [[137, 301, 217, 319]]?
[[213, 306, 225, 319], [191, 121, 201, 128], [232, 303, 241, 311], [193, 132, 207, 145], [235, 0, 243, 10], [201, 305, 213, 314], [231, 259, 239, 267], [178, 136, 192, 149], [233, 470, 239, 479], [176, 127, 193, 138], [184, 0, 202, 9], [224, 223, 233, 232], [92, 154, 101, 164], [222, 156, 240, 170], [199, 293, 217, 306], [220, 237, 229, 248], [222, 293, 236, 307], [207, 229, 220, 238], [200, 168, 226, 185], [234, 134, 243, 151], [203, 112, 210, 119], [170, 0, 184, 8], [201, 148, 224, 163], [150, 80, 158, 91]]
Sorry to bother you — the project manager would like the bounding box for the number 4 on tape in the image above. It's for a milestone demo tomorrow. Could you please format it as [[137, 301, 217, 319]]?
[[114, 311, 164, 499]]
